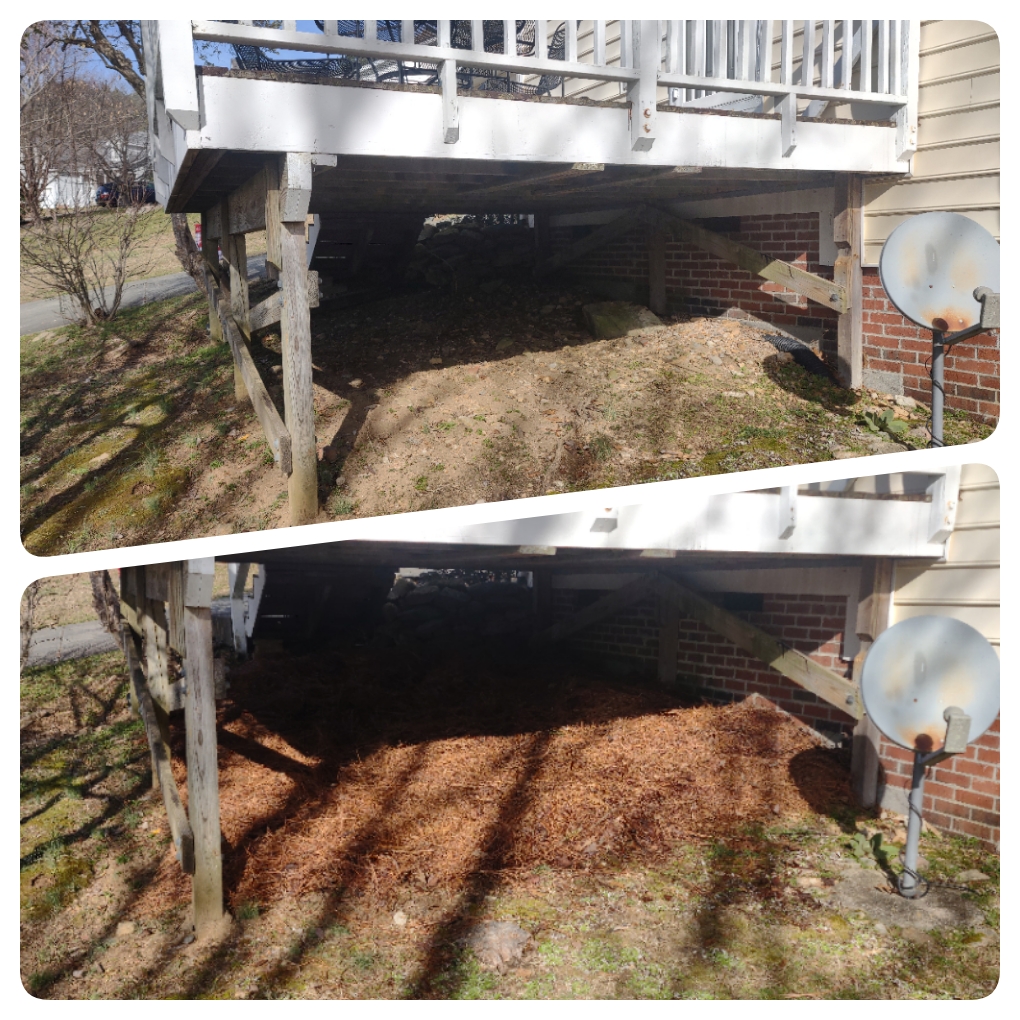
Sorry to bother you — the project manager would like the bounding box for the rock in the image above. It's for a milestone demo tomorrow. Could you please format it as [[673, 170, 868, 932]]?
[[796, 875, 823, 889], [495, 338, 514, 351], [894, 395, 918, 409], [874, 922, 888, 936], [582, 301, 663, 340], [430, 357, 443, 365], [393, 910, 408, 928], [87, 452, 112, 470], [955, 870, 991, 885], [72, 969, 85, 978], [349, 378, 363, 389], [463, 921, 531, 973], [116, 921, 136, 937]]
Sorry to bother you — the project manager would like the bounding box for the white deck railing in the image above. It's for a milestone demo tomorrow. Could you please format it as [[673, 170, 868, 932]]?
[[151, 20, 919, 164]]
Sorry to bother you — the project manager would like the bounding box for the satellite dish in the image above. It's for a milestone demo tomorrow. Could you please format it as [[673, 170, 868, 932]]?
[[861, 615, 1000, 754], [879, 212, 1000, 333]]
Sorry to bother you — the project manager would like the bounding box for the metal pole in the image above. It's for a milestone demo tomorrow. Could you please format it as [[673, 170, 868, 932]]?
[[899, 751, 927, 897], [930, 329, 945, 447]]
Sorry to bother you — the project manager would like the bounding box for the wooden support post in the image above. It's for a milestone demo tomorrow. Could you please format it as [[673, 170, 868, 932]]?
[[122, 624, 195, 873], [657, 581, 681, 686], [851, 559, 893, 806], [182, 557, 223, 933], [834, 173, 863, 389], [200, 212, 222, 342], [647, 226, 666, 315], [264, 158, 281, 282], [277, 153, 318, 525]]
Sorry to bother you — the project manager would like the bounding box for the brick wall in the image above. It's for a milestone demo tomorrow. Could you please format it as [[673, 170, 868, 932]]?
[[554, 588, 853, 732], [550, 211, 1000, 423], [862, 269, 999, 422], [877, 719, 1000, 847], [553, 585, 1000, 845]]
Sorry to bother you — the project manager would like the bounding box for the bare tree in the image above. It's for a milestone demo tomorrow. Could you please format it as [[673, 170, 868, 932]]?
[[90, 571, 123, 637], [47, 20, 221, 292], [21, 74, 156, 323]]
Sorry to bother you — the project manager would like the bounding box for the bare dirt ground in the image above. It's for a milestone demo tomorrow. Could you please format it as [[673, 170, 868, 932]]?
[[21, 642, 999, 1000], [21, 276, 991, 555]]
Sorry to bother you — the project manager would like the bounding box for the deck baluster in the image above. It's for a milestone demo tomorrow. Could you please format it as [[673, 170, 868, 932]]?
[[801, 20, 815, 87], [860, 20, 873, 93], [821, 20, 834, 88], [877, 21, 889, 94], [593, 20, 606, 65]]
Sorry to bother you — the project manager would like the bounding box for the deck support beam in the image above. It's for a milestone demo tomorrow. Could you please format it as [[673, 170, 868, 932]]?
[[200, 212, 222, 343], [657, 581, 681, 686], [277, 153, 318, 525], [851, 559, 893, 807], [647, 225, 667, 316], [182, 558, 224, 934], [834, 174, 864, 388]]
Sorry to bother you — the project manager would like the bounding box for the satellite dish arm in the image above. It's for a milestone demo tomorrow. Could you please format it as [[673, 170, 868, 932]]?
[[942, 287, 1000, 348]]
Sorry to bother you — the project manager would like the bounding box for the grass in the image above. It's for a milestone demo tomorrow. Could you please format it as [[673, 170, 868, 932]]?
[[19, 292, 270, 554]]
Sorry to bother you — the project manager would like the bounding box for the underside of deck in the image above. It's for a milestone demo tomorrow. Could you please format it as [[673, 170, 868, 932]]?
[[172, 147, 841, 218]]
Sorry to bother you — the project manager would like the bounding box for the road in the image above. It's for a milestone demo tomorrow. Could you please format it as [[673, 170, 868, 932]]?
[[26, 621, 119, 668], [20, 254, 267, 335]]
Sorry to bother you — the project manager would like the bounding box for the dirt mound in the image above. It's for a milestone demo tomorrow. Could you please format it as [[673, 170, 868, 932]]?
[[137, 646, 851, 918]]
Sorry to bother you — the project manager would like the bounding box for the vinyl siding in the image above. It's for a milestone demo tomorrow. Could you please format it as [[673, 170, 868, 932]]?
[[891, 464, 1000, 650], [864, 21, 999, 265]]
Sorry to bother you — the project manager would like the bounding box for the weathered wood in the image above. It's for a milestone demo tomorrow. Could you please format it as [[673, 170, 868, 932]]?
[[227, 231, 250, 341], [264, 158, 281, 281], [167, 563, 187, 658], [227, 166, 268, 235], [655, 575, 861, 719], [280, 219, 318, 523], [642, 206, 848, 314], [534, 208, 644, 276], [119, 566, 143, 640], [145, 563, 172, 603], [122, 626, 195, 874], [183, 603, 223, 932], [464, 163, 604, 199], [657, 582, 681, 686], [647, 226, 666, 316], [221, 315, 293, 475], [247, 270, 319, 332], [532, 574, 655, 647], [141, 583, 180, 714], [834, 173, 863, 388], [200, 212, 223, 342], [851, 558, 893, 805]]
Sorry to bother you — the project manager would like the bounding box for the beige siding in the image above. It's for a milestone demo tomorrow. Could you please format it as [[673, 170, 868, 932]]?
[[891, 464, 1000, 650], [864, 21, 999, 265]]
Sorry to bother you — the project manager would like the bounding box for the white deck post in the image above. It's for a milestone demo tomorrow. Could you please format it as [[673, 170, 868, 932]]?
[[896, 20, 920, 159], [437, 20, 459, 144], [629, 21, 659, 152], [156, 21, 200, 130], [182, 557, 223, 934], [278, 153, 318, 525]]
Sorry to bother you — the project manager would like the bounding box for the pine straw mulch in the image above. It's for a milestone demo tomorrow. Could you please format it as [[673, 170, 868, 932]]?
[[139, 643, 852, 919]]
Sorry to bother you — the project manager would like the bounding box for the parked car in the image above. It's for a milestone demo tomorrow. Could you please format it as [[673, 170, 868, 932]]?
[[95, 181, 156, 207]]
